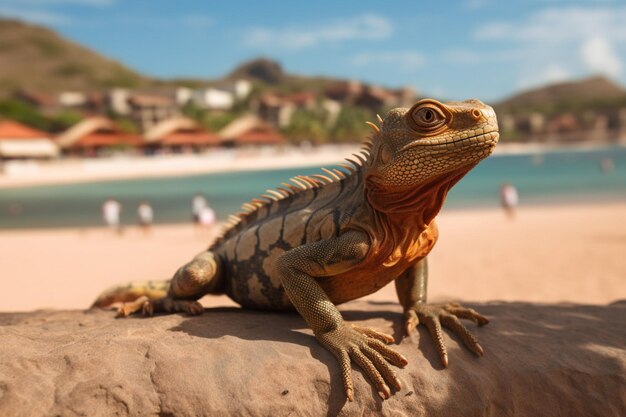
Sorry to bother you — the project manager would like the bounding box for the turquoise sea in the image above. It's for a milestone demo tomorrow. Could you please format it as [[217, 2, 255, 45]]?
[[1, 146, 625, 229]]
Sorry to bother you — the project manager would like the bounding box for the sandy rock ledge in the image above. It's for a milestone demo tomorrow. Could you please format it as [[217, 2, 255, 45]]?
[[0, 300, 624, 417]]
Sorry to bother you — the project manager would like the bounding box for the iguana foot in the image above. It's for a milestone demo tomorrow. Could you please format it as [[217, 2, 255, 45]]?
[[404, 302, 488, 366], [115, 295, 150, 318], [316, 323, 408, 401], [115, 296, 204, 318], [142, 297, 205, 316]]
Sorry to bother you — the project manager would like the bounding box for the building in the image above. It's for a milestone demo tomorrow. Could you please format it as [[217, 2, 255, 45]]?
[[107, 88, 131, 115], [127, 94, 179, 131], [389, 87, 417, 107], [56, 117, 143, 156], [254, 92, 317, 128], [325, 80, 364, 103], [191, 80, 252, 111], [0, 120, 59, 159], [354, 86, 394, 111], [57, 91, 88, 107], [143, 117, 220, 153], [228, 79, 252, 101], [16, 90, 103, 115], [325, 81, 416, 111], [219, 114, 285, 147], [192, 88, 235, 111], [174, 87, 193, 107]]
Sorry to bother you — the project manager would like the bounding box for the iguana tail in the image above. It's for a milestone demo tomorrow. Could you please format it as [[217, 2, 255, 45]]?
[[91, 280, 170, 309]]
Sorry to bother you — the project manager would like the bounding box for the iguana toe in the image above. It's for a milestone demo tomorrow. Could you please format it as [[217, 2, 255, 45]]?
[[351, 324, 395, 343], [142, 298, 205, 316], [316, 323, 406, 401], [407, 302, 488, 366], [115, 295, 150, 318]]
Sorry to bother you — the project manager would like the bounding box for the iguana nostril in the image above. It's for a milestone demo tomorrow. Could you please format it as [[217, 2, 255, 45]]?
[[471, 109, 483, 121]]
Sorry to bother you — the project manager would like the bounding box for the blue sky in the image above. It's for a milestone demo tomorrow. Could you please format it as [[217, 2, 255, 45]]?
[[1, 0, 625, 101]]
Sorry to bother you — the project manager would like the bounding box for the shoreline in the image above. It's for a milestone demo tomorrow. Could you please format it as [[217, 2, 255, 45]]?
[[1, 142, 623, 189]]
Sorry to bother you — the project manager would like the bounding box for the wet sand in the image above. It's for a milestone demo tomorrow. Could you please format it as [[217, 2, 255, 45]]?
[[0, 202, 624, 312]]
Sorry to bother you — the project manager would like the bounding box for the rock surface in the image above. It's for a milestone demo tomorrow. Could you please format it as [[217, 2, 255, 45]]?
[[0, 300, 624, 417]]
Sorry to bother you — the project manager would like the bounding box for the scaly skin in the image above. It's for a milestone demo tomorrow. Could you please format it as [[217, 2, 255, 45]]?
[[93, 98, 499, 401]]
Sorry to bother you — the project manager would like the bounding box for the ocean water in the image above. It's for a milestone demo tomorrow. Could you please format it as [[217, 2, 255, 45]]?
[[1, 146, 625, 229]]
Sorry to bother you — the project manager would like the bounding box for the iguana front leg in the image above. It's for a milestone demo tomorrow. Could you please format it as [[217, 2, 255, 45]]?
[[395, 257, 489, 366], [276, 230, 408, 401]]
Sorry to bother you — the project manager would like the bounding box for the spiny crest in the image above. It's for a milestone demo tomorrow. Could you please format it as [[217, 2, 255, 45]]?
[[365, 121, 380, 133], [210, 143, 372, 247], [362, 117, 380, 155]]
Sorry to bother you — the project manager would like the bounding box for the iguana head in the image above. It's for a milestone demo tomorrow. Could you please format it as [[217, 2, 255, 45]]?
[[364, 98, 498, 215]]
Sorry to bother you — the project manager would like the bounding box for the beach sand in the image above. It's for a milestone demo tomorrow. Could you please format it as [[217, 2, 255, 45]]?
[[0, 145, 360, 189], [1, 201, 624, 312]]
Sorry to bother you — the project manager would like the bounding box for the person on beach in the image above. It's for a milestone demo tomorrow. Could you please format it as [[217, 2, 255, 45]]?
[[137, 201, 154, 235], [102, 198, 123, 234], [500, 183, 519, 220], [198, 205, 216, 229], [192, 193, 208, 225]]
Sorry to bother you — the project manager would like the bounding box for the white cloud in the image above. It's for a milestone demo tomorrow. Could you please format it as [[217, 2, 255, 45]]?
[[518, 63, 572, 89], [474, 23, 509, 41], [0, 7, 70, 25], [475, 6, 626, 43], [474, 6, 626, 85], [351, 51, 426, 71], [580, 35, 622, 77], [245, 14, 393, 50], [441, 48, 522, 65], [0, 0, 114, 25]]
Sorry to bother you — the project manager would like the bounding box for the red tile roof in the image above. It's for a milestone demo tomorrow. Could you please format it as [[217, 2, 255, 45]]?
[[235, 128, 285, 145], [0, 120, 49, 140], [160, 131, 220, 146], [70, 132, 143, 148]]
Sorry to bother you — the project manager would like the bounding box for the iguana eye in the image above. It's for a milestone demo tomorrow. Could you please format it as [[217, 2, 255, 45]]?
[[412, 107, 445, 128], [406, 100, 449, 134]]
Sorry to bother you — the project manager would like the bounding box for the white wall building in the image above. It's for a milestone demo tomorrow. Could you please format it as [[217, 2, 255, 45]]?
[[192, 88, 235, 111], [229, 79, 252, 100], [58, 92, 87, 107], [175, 87, 193, 106], [108, 88, 131, 115]]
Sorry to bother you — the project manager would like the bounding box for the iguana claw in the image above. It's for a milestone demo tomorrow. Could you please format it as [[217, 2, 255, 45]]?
[[405, 302, 488, 366], [115, 296, 204, 318], [315, 323, 408, 401]]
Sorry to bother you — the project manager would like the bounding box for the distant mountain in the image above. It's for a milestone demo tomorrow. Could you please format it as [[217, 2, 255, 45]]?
[[3, 17, 626, 119], [495, 76, 626, 115], [227, 57, 287, 85], [0, 18, 153, 97], [0, 18, 345, 98], [225, 57, 347, 94]]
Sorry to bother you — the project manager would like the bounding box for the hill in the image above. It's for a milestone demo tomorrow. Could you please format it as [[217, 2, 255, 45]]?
[[0, 19, 350, 99], [0, 19, 152, 97], [3, 17, 626, 123], [495, 76, 626, 116], [225, 57, 349, 95]]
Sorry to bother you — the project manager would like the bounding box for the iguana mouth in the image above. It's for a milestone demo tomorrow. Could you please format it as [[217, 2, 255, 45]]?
[[401, 130, 499, 151]]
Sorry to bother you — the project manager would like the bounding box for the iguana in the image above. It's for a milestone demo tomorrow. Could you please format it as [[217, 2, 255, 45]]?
[[93, 98, 499, 401]]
